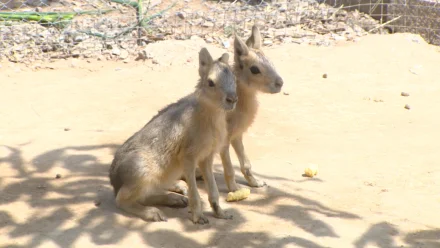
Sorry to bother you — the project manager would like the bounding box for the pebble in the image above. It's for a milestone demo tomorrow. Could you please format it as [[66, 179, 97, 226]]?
[[176, 12, 186, 20], [55, 174, 62, 179], [322, 73, 328, 78], [404, 104, 411, 110], [64, 128, 71, 131], [111, 48, 121, 56], [401, 92, 410, 97], [119, 49, 129, 60], [205, 37, 214, 43], [263, 40, 273, 46], [94, 200, 101, 207], [222, 40, 230, 48]]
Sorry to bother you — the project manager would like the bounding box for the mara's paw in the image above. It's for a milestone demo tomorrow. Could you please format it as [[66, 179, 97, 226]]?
[[167, 194, 188, 208], [247, 178, 267, 188], [227, 182, 242, 193], [215, 210, 233, 220], [143, 208, 167, 222], [192, 214, 209, 225]]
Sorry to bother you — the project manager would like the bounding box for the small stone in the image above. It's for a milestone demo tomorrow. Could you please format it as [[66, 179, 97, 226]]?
[[322, 73, 328, 78], [119, 49, 129, 60], [73, 35, 85, 43], [111, 48, 121, 56], [64, 128, 70, 131], [222, 40, 230, 48], [152, 59, 159, 64], [35, 7, 42, 12], [94, 200, 101, 207], [278, 5, 287, 12], [205, 37, 213, 43], [283, 92, 290, 95], [263, 40, 273, 46], [401, 92, 410, 97], [202, 22, 214, 28], [190, 35, 202, 40], [176, 12, 185, 20], [55, 174, 62, 179], [404, 104, 411, 110], [136, 50, 153, 61]]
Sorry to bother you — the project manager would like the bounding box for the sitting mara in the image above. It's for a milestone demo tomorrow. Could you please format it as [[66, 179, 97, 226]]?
[[109, 48, 237, 224]]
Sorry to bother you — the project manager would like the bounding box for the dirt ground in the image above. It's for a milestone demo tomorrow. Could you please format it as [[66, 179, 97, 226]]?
[[1, 33, 440, 248]]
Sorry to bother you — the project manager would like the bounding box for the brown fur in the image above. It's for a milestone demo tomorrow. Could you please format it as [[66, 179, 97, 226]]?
[[220, 25, 284, 192], [109, 48, 237, 224]]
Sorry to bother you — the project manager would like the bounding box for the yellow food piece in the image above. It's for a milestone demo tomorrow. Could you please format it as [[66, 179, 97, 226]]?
[[226, 188, 251, 202], [304, 164, 319, 177]]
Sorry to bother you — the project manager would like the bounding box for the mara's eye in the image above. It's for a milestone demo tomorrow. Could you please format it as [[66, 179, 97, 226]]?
[[208, 79, 215, 87], [250, 66, 261, 74]]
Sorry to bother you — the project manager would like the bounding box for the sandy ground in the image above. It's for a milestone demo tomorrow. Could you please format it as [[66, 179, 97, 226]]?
[[1, 33, 440, 248]]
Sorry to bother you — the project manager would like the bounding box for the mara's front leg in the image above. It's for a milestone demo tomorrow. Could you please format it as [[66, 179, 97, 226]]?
[[183, 158, 209, 225], [199, 154, 233, 220], [220, 143, 241, 192], [231, 135, 267, 188]]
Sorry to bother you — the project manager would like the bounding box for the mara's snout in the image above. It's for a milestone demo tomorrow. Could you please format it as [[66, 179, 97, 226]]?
[[271, 77, 284, 93], [224, 93, 238, 110]]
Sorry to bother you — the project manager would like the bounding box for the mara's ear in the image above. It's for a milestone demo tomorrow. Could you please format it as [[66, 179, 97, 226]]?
[[199, 47, 213, 77], [234, 35, 249, 58], [245, 25, 262, 49], [218, 53, 229, 64]]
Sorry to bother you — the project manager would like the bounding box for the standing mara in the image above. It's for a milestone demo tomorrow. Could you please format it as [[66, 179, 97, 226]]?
[[220, 25, 285, 192]]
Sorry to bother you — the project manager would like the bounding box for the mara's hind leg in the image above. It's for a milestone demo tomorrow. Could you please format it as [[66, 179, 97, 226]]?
[[140, 190, 188, 208], [115, 184, 167, 222], [168, 180, 188, 196], [231, 135, 266, 188], [199, 154, 233, 220], [179, 169, 203, 181]]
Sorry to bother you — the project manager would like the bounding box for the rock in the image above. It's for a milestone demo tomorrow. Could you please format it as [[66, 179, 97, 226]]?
[[205, 37, 214, 43], [73, 35, 86, 43], [176, 12, 186, 20], [263, 39, 273, 46], [119, 49, 129, 60], [278, 5, 287, 12], [401, 92, 410, 97], [55, 174, 62, 179], [202, 22, 214, 28], [111, 48, 121, 56], [404, 104, 411, 110], [136, 50, 153, 61], [222, 40, 230, 48], [322, 73, 328, 78], [94, 200, 101, 207]]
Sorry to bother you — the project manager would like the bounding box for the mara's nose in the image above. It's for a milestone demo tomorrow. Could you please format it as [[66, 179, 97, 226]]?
[[275, 77, 284, 88], [226, 94, 238, 104]]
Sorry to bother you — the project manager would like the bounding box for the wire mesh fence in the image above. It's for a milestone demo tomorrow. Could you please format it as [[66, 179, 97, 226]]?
[[0, 0, 439, 63]]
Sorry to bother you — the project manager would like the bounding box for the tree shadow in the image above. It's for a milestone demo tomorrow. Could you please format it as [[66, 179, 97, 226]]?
[[1, 144, 360, 248], [404, 228, 440, 248], [354, 221, 400, 248], [354, 222, 440, 248]]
